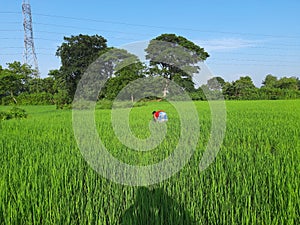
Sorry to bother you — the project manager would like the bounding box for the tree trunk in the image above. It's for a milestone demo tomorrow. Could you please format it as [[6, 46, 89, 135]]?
[[131, 94, 134, 103], [163, 87, 167, 97], [163, 78, 169, 97], [10, 91, 17, 104]]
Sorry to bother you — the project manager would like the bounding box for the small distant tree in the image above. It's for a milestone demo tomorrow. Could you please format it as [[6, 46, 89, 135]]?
[[28, 77, 56, 95], [222, 76, 257, 100], [276, 77, 298, 90], [207, 76, 225, 91], [0, 61, 34, 104], [262, 74, 278, 88]]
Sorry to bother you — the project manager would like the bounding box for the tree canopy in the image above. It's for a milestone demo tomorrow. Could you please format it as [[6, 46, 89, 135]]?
[[145, 33, 209, 95], [0, 62, 34, 103], [55, 34, 108, 103]]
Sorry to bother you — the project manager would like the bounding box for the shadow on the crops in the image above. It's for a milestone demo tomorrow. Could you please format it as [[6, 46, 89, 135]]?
[[119, 187, 196, 225]]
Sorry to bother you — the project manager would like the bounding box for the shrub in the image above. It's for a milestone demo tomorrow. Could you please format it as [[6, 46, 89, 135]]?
[[96, 99, 113, 109], [0, 111, 12, 120], [54, 90, 72, 109], [9, 107, 27, 119], [0, 107, 27, 121], [17, 92, 54, 105]]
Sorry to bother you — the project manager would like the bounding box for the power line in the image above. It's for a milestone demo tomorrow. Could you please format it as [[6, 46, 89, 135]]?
[[2, 46, 299, 58], [213, 52, 300, 58], [0, 29, 23, 32], [208, 58, 299, 64], [32, 22, 153, 37], [1, 11, 300, 39], [207, 62, 298, 67], [1, 11, 299, 76], [2, 20, 300, 49], [1, 49, 298, 64], [0, 11, 20, 13], [31, 12, 300, 39], [0, 46, 54, 50], [1, 36, 299, 51]]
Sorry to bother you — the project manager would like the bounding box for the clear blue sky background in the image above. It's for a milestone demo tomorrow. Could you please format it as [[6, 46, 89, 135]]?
[[0, 0, 299, 86]]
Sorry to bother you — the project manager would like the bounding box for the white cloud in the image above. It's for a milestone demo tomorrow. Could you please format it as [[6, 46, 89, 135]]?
[[194, 38, 262, 52]]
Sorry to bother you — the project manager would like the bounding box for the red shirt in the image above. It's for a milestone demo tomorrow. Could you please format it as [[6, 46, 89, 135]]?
[[154, 110, 164, 119]]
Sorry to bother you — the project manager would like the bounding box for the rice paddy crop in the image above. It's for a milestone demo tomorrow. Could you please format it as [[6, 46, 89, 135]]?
[[0, 100, 299, 224]]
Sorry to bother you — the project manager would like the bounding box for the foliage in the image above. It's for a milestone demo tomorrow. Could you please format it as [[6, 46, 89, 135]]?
[[99, 52, 146, 101], [95, 99, 147, 110], [145, 33, 209, 95], [0, 62, 34, 104], [259, 87, 300, 100], [0, 107, 27, 120], [9, 107, 28, 119], [262, 74, 278, 88], [207, 76, 225, 90], [222, 76, 258, 100], [262, 74, 299, 90], [276, 76, 298, 90], [54, 90, 72, 109], [55, 34, 108, 104], [96, 99, 113, 109], [28, 77, 56, 95], [0, 111, 12, 120], [1, 92, 54, 105], [17, 92, 54, 105], [188, 90, 207, 100]]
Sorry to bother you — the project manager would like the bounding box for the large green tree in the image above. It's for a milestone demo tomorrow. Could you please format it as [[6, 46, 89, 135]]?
[[145, 34, 209, 96], [55, 34, 108, 104]]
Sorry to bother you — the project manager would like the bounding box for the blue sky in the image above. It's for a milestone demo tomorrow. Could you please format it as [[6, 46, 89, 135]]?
[[0, 0, 299, 86]]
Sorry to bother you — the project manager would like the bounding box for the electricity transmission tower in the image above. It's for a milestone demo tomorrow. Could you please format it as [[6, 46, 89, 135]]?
[[22, 0, 39, 76]]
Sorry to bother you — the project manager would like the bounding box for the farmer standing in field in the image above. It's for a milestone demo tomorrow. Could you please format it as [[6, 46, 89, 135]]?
[[152, 110, 168, 122]]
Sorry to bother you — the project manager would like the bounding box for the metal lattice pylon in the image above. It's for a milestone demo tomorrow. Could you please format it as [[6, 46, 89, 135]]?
[[22, 0, 39, 76]]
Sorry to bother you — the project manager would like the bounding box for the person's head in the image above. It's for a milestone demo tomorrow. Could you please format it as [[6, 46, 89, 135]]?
[[152, 111, 157, 120]]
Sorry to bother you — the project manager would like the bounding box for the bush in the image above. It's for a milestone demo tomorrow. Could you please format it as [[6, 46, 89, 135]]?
[[1, 96, 15, 105], [0, 107, 27, 121], [9, 107, 27, 119], [0, 111, 12, 120], [17, 92, 54, 105], [72, 100, 95, 110], [54, 90, 72, 109], [96, 99, 113, 109], [1, 92, 55, 105], [188, 91, 207, 101], [95, 99, 147, 110]]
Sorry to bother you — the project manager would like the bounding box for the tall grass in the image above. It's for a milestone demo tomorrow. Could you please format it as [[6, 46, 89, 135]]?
[[0, 101, 299, 224]]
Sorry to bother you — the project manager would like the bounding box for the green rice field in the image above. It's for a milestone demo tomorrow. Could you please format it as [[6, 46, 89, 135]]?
[[0, 100, 299, 224]]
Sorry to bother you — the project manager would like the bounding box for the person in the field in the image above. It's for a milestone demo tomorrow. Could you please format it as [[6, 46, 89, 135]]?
[[152, 110, 168, 122]]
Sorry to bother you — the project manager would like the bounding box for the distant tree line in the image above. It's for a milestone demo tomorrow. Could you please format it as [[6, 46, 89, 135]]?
[[192, 75, 300, 101], [0, 33, 299, 107]]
